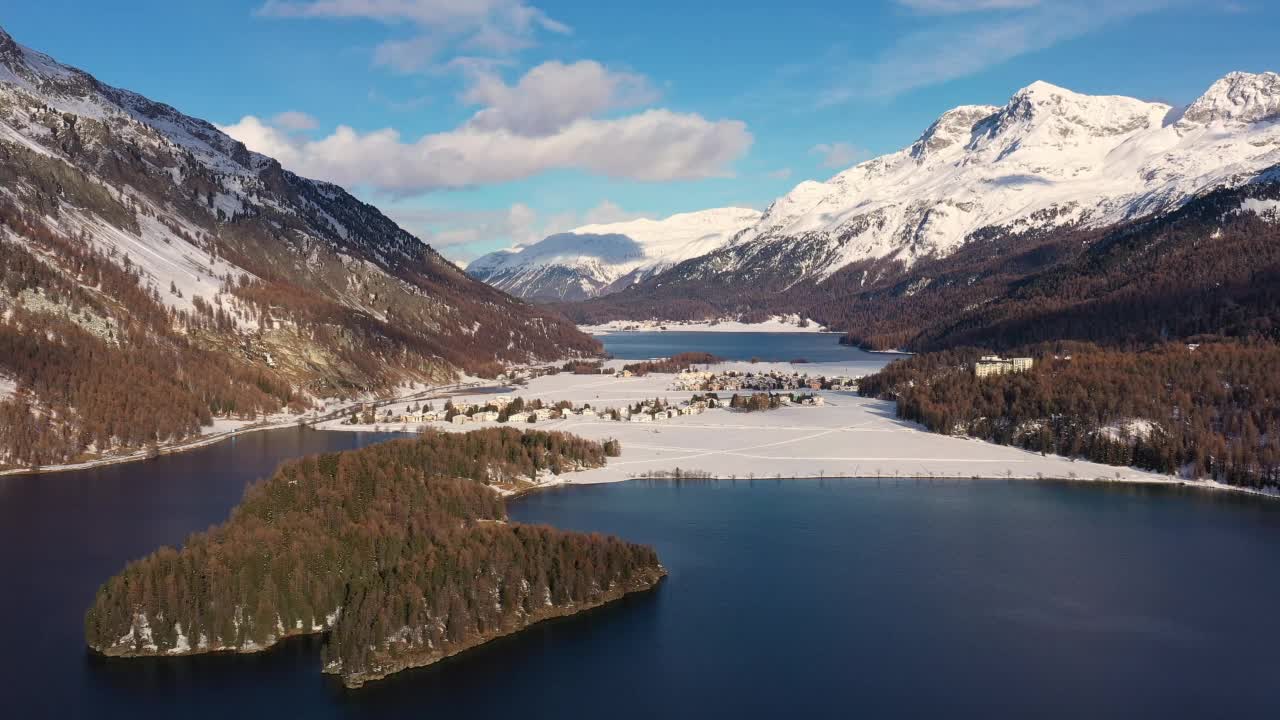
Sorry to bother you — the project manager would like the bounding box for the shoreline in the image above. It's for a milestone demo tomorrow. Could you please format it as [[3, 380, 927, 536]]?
[[317, 357, 1277, 503], [90, 567, 667, 690], [0, 381, 487, 478], [581, 316, 829, 334], [559, 470, 1278, 501], [333, 569, 666, 688]]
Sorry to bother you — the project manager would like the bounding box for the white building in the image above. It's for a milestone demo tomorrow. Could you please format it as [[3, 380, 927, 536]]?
[[975, 355, 1035, 378]]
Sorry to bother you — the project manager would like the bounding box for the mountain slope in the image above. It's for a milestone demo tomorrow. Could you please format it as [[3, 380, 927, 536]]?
[[0, 26, 596, 468], [564, 169, 1280, 351], [577, 73, 1279, 306], [467, 207, 761, 300]]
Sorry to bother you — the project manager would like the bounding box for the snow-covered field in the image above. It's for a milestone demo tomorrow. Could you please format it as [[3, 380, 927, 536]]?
[[581, 315, 827, 334], [320, 361, 1253, 494]]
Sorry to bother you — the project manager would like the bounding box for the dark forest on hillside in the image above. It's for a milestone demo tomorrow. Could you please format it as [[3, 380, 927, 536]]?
[[560, 181, 1280, 354], [0, 82, 599, 469], [858, 342, 1280, 488], [84, 428, 664, 687], [0, 209, 300, 469]]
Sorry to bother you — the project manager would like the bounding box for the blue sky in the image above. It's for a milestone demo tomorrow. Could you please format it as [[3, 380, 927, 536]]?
[[5, 1, 1277, 262]]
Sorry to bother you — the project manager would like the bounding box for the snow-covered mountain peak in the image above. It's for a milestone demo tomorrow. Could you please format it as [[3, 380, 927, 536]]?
[[572, 207, 760, 243], [467, 207, 761, 300], [910, 104, 1000, 160], [981, 80, 1167, 146], [660, 72, 1280, 289], [1181, 71, 1280, 126], [0, 26, 18, 60], [0, 25, 263, 178]]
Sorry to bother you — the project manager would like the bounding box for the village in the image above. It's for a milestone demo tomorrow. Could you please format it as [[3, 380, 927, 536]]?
[[346, 385, 828, 428], [666, 368, 858, 392], [317, 353, 1176, 489]]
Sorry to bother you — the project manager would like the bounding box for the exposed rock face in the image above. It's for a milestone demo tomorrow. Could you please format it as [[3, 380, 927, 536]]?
[[1180, 71, 1280, 125]]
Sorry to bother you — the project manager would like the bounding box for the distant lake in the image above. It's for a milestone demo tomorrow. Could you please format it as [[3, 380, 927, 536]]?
[[597, 330, 890, 365], [4, 359, 1280, 717]]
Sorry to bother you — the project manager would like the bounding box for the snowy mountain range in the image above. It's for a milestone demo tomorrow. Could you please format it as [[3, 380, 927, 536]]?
[[0, 23, 596, 465], [467, 207, 761, 300], [479, 72, 1280, 303], [695, 73, 1280, 287], [0, 24, 594, 370]]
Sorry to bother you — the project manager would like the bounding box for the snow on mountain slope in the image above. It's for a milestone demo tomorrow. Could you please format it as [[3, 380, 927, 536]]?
[[467, 207, 762, 300], [0, 24, 596, 384], [672, 73, 1280, 288]]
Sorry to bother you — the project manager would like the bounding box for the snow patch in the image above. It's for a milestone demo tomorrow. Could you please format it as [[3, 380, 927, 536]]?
[[1240, 197, 1280, 220]]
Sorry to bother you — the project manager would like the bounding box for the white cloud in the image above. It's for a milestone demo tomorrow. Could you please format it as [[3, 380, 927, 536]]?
[[270, 110, 319, 131], [765, 167, 793, 180], [386, 200, 649, 263], [257, 0, 569, 72], [896, 0, 1042, 13], [822, 0, 1168, 102], [371, 35, 444, 73], [462, 60, 658, 136], [578, 200, 648, 227], [221, 62, 750, 194], [810, 142, 867, 169]]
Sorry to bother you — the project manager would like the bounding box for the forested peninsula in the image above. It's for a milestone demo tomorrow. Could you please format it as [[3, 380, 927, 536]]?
[[84, 429, 665, 688]]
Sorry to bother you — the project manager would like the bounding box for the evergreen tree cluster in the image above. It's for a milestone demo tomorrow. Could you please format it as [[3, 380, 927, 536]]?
[[0, 225, 298, 468], [559, 181, 1280, 355], [858, 341, 1280, 487], [84, 428, 663, 686], [621, 352, 722, 376]]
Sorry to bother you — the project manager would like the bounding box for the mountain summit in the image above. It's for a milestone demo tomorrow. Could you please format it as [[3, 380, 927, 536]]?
[[467, 207, 762, 300], [649, 72, 1280, 289], [0, 25, 596, 467]]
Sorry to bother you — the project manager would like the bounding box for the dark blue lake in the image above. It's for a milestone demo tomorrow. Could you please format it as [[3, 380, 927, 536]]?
[[3, 431, 1280, 718], [596, 330, 889, 364]]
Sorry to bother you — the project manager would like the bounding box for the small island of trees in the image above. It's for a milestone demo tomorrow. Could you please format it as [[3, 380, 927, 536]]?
[[84, 428, 664, 688]]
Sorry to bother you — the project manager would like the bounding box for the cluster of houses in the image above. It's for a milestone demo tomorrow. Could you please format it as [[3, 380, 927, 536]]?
[[612, 398, 711, 423], [386, 394, 723, 427], [974, 355, 1035, 378], [671, 369, 857, 393]]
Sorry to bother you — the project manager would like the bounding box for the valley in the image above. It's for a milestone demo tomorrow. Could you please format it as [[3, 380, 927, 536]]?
[[3, 6, 1280, 718], [0, 25, 596, 471]]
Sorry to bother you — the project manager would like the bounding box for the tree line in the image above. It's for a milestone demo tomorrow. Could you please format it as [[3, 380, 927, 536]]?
[[858, 341, 1280, 487], [84, 428, 663, 687], [621, 352, 722, 376], [557, 181, 1280, 355]]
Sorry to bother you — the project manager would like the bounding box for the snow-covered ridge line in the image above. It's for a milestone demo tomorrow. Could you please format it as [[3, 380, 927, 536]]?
[[579, 315, 828, 334], [658, 72, 1280, 289], [467, 207, 762, 300]]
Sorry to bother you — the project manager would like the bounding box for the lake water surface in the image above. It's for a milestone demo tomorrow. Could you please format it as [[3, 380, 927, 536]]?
[[4, 460, 1279, 718], [595, 330, 885, 364], [4, 333, 1280, 718]]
